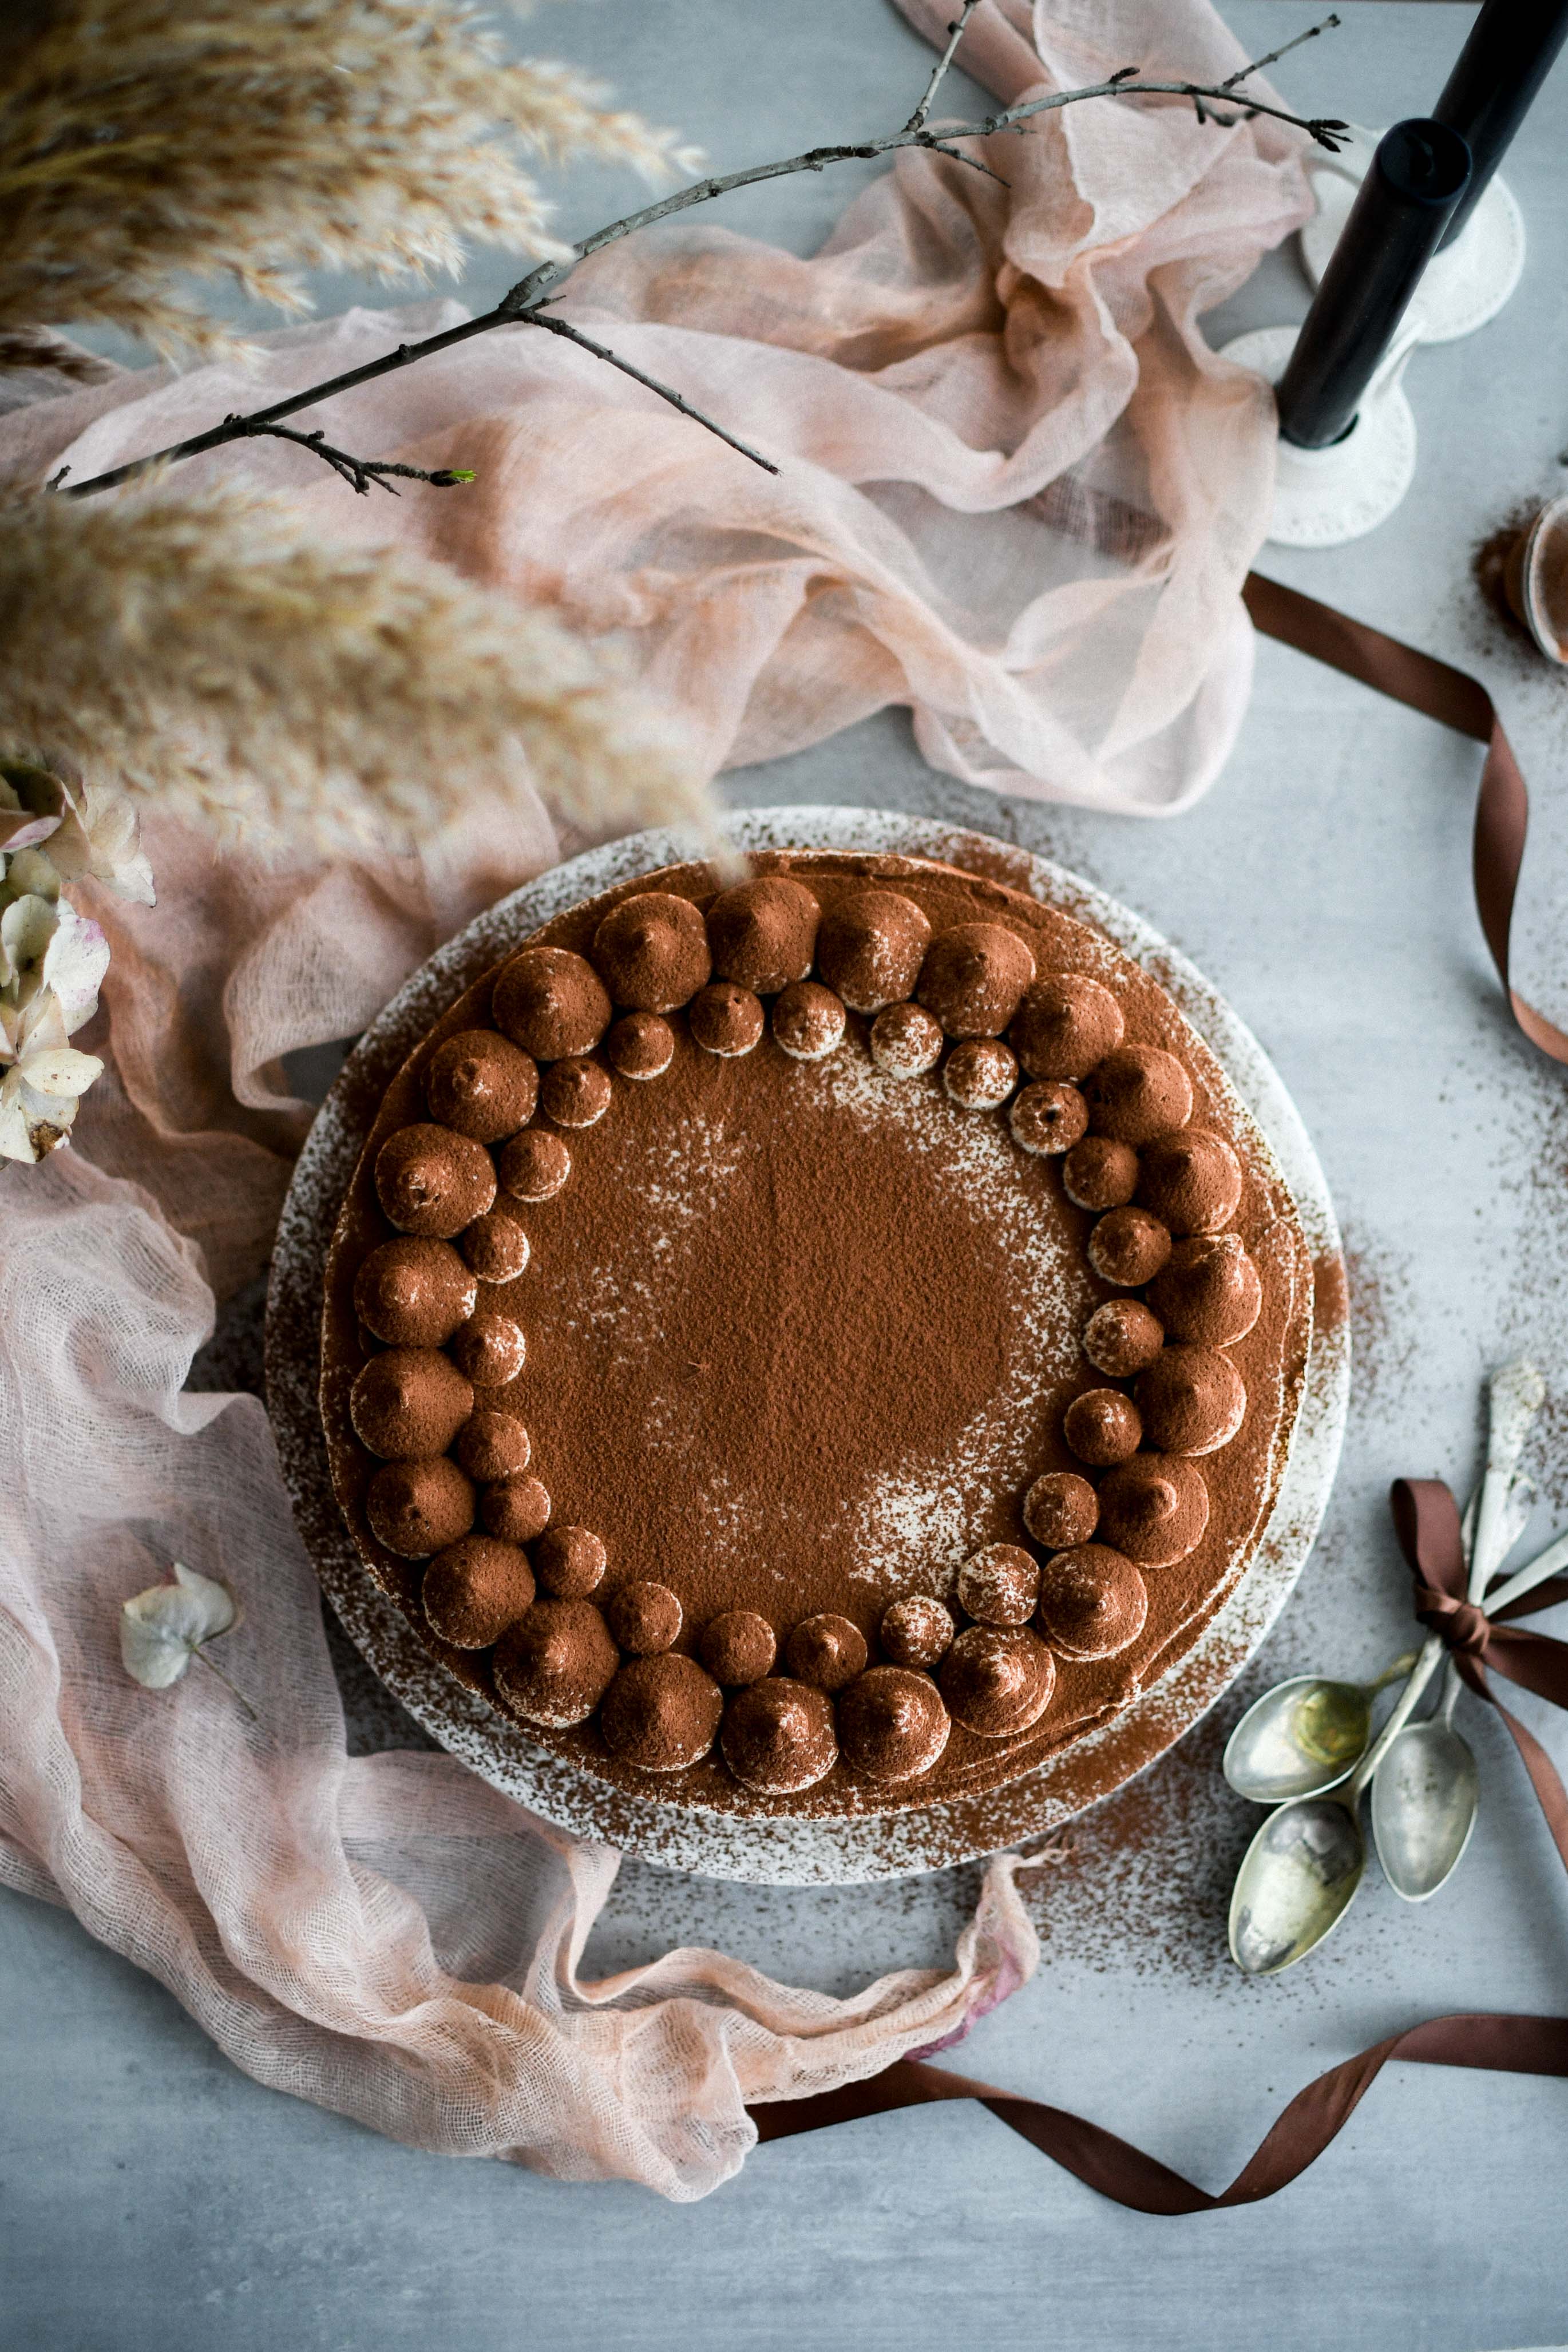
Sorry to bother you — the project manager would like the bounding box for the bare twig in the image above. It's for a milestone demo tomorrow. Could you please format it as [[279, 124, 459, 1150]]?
[[974, 59, 1346, 151], [500, 11, 1344, 312], [220, 417, 477, 495], [60, 18, 1344, 504], [522, 314, 779, 474], [925, 138, 1011, 188], [905, 0, 983, 133], [1218, 10, 1340, 93]]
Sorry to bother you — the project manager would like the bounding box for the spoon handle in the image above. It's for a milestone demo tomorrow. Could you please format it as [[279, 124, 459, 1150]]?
[[1442, 1434, 1510, 1741], [1472, 1360, 1544, 1599], [1438, 1658, 1462, 1730], [1440, 1465, 1537, 1733], [1349, 1635, 1445, 1805], [1483, 1523, 1568, 1616]]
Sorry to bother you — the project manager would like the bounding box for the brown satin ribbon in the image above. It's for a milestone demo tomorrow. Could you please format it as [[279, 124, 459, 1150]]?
[[1241, 571, 1568, 1066], [747, 587, 1568, 2207], [751, 2017, 1568, 2213], [1391, 1476, 1568, 1875]]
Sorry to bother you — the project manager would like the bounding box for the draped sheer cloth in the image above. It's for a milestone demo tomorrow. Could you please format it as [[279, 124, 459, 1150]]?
[[0, 0, 1311, 2193]]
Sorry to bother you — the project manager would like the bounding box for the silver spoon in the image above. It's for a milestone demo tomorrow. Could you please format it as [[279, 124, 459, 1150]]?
[[1371, 1359, 1543, 1904], [1220, 1464, 1528, 1807], [1229, 1361, 1544, 1972], [1228, 1636, 1446, 1975], [1221, 1368, 1539, 1809], [1223, 1653, 1417, 1804], [1372, 1516, 1566, 1902]]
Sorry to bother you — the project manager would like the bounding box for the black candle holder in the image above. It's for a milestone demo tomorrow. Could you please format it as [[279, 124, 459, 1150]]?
[[1217, 122, 1473, 549], [1275, 120, 1471, 453]]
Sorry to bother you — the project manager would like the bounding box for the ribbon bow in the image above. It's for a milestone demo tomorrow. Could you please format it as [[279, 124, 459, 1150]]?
[[1391, 1477, 1568, 1874]]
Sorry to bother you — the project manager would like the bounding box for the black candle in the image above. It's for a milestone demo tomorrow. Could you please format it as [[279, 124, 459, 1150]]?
[[1433, 0, 1568, 247], [1275, 120, 1470, 452]]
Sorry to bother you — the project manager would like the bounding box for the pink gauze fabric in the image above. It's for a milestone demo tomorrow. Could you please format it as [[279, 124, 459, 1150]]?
[[0, 0, 1310, 2195]]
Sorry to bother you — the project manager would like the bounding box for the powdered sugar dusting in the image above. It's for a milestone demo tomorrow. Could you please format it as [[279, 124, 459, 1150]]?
[[808, 1039, 1094, 1593]]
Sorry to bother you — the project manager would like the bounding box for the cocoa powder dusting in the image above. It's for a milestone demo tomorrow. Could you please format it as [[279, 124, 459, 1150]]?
[[1500, 1078, 1568, 1519], [1012, 1706, 1289, 1985], [318, 852, 1312, 1835], [1339, 1229, 1417, 1406], [1018, 1236, 1424, 1975], [513, 1041, 1039, 1632]]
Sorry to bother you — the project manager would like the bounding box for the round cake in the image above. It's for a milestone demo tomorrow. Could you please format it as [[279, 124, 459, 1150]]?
[[319, 850, 1313, 1830]]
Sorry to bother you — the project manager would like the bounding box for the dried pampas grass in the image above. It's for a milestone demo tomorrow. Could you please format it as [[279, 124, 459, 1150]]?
[[0, 0, 701, 365], [0, 478, 711, 853]]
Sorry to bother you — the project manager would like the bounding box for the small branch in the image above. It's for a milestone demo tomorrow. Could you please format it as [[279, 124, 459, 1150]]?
[[905, 0, 983, 132], [58, 17, 1344, 504], [1219, 10, 1340, 93], [498, 38, 1345, 315], [221, 415, 476, 496], [923, 135, 1010, 188], [60, 307, 510, 501], [523, 314, 779, 473], [976, 72, 1347, 154]]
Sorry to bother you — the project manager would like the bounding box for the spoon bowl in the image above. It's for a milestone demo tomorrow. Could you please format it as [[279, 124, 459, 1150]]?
[[1369, 1718, 1479, 1901], [1223, 1656, 1415, 1804], [1369, 1497, 1568, 1905], [1228, 1792, 1367, 1975], [1228, 1632, 1445, 1975]]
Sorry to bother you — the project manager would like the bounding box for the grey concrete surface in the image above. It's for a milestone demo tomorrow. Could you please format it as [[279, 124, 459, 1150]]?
[[9, 6, 1568, 2350]]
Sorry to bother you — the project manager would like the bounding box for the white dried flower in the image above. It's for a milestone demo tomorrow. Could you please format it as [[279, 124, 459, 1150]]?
[[120, 1562, 247, 1699], [0, 797, 60, 858], [0, 889, 109, 1031], [4, 845, 58, 902], [0, 763, 117, 1161], [0, 761, 157, 906], [0, 1034, 103, 1162]]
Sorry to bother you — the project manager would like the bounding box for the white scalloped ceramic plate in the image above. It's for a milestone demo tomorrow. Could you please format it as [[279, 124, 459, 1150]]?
[[267, 809, 1348, 1883]]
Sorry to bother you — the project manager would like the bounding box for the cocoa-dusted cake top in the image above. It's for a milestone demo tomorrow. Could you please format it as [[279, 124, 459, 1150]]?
[[320, 852, 1312, 1823]]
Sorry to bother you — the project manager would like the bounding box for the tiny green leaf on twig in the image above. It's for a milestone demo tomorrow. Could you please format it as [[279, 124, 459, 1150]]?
[[220, 417, 478, 497], [120, 1561, 258, 1718]]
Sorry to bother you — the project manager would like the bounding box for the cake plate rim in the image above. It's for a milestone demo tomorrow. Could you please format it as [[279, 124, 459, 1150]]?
[[266, 806, 1348, 1885]]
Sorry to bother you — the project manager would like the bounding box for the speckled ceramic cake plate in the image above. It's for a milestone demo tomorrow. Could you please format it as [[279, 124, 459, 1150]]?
[[266, 809, 1349, 1884]]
